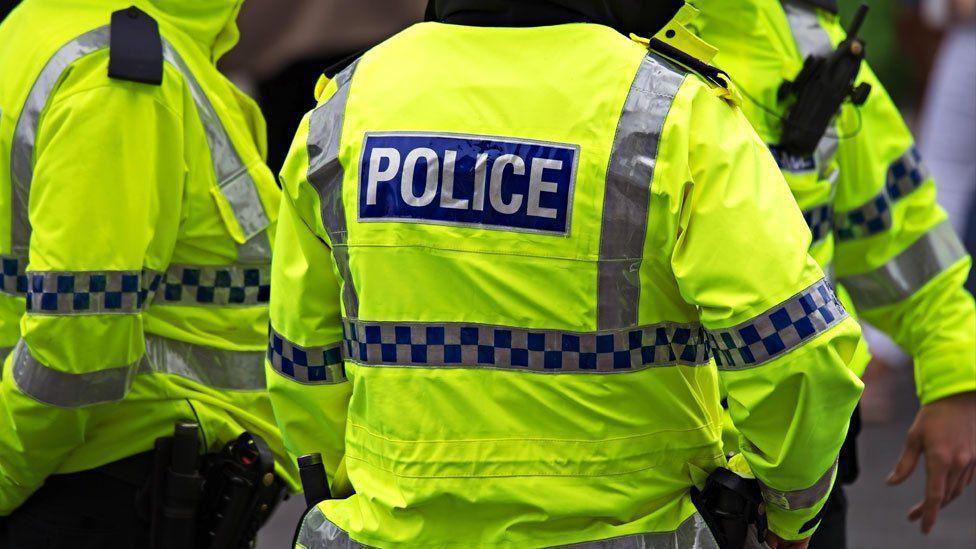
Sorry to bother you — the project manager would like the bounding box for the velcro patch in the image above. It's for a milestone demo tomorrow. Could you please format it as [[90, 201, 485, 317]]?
[[358, 132, 578, 235]]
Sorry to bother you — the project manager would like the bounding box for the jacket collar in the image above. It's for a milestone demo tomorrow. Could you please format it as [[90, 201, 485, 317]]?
[[141, 0, 244, 61]]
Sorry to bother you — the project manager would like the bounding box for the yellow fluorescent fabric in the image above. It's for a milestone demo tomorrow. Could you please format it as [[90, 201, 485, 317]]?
[[0, 0, 295, 514], [270, 21, 862, 546]]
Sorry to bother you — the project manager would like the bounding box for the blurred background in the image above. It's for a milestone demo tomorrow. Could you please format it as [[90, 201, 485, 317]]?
[[226, 1, 974, 547], [2, 0, 971, 546]]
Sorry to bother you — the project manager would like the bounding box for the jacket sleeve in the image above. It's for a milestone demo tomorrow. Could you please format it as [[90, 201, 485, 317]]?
[[669, 82, 864, 540], [266, 104, 353, 497], [832, 64, 975, 405], [0, 85, 183, 514]]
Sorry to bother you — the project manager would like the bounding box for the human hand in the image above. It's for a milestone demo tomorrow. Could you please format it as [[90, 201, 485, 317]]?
[[886, 391, 976, 534]]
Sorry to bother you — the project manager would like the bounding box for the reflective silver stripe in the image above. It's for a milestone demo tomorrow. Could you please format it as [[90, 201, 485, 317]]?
[[761, 459, 838, 511], [781, 0, 839, 178], [343, 318, 709, 372], [157, 264, 270, 306], [25, 269, 162, 315], [0, 253, 28, 296], [782, 0, 834, 58], [306, 60, 361, 318], [598, 53, 686, 330], [10, 27, 111, 254], [268, 326, 346, 384], [9, 27, 270, 260], [296, 507, 718, 549], [141, 334, 267, 391], [12, 335, 265, 408], [160, 42, 271, 250], [834, 147, 930, 241], [12, 339, 139, 408], [839, 221, 967, 310], [707, 278, 849, 370]]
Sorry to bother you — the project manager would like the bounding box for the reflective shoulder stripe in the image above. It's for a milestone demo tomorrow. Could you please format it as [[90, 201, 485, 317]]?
[[12, 339, 139, 408], [781, 0, 833, 58], [157, 264, 270, 306], [9, 26, 270, 261], [267, 326, 346, 385], [294, 507, 718, 549], [160, 42, 270, 249], [598, 52, 686, 331], [760, 459, 837, 511], [306, 59, 361, 319], [10, 26, 111, 256], [12, 335, 265, 408], [342, 319, 709, 373], [834, 146, 930, 241], [706, 278, 848, 370], [838, 221, 966, 310], [25, 269, 162, 315]]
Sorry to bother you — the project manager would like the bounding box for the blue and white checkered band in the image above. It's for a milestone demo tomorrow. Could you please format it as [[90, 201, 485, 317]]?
[[0, 254, 28, 297], [768, 144, 816, 173], [158, 264, 271, 306], [803, 203, 834, 244], [706, 279, 848, 370], [358, 132, 579, 235], [341, 320, 710, 372], [267, 327, 345, 384], [835, 146, 929, 241], [26, 269, 163, 314]]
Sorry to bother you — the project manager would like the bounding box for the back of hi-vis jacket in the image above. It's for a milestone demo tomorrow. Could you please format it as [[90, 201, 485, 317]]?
[[0, 0, 297, 514], [269, 22, 864, 547]]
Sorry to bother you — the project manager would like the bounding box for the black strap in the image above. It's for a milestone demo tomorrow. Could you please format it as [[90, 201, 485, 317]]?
[[796, 0, 839, 14], [648, 38, 730, 90], [108, 6, 163, 85]]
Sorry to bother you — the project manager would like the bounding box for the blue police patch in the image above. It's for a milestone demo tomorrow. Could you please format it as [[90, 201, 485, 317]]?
[[359, 132, 578, 235]]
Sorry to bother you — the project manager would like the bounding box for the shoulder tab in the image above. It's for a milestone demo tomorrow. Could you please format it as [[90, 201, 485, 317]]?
[[796, 0, 838, 14], [648, 38, 730, 90], [108, 6, 163, 85]]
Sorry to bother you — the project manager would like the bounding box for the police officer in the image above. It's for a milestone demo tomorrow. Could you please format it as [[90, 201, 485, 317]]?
[[266, 1, 864, 547], [681, 0, 976, 546], [0, 0, 296, 546]]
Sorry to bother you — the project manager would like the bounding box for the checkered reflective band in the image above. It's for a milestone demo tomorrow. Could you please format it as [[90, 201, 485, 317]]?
[[267, 327, 345, 384], [706, 279, 848, 370], [803, 203, 834, 244], [835, 146, 929, 241], [0, 254, 28, 297], [341, 320, 710, 372], [26, 269, 163, 314], [158, 264, 270, 306]]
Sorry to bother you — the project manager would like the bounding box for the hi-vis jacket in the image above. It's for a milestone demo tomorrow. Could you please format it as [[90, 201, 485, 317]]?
[[268, 21, 864, 547], [0, 0, 296, 513], [687, 0, 975, 404]]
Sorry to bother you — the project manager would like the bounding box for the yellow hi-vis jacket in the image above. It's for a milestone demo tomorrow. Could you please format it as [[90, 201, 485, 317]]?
[[0, 0, 297, 513], [685, 0, 975, 406], [268, 21, 864, 546]]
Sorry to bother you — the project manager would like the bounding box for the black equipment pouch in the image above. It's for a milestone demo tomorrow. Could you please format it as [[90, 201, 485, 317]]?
[[691, 467, 767, 549], [198, 432, 287, 549], [108, 6, 164, 85], [777, 4, 871, 156], [142, 425, 286, 549]]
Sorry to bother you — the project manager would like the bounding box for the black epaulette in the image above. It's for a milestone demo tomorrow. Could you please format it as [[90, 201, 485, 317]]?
[[796, 0, 839, 14], [108, 6, 163, 85], [648, 38, 730, 90]]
